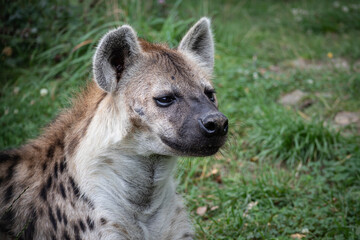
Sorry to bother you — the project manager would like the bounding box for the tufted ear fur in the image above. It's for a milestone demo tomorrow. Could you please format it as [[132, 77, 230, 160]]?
[[179, 17, 214, 72], [93, 25, 142, 93]]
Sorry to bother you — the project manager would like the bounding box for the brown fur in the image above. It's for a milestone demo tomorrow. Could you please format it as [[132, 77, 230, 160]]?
[[0, 81, 107, 239]]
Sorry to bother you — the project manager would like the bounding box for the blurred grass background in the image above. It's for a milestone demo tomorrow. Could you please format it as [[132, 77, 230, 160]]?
[[1, 0, 360, 239]]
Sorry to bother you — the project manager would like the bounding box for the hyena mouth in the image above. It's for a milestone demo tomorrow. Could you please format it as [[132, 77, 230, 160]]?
[[160, 135, 225, 156]]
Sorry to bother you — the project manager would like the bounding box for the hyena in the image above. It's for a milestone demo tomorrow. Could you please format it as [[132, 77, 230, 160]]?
[[0, 17, 228, 239]]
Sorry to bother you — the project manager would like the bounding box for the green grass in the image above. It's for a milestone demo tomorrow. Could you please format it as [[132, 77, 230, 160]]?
[[1, 0, 360, 239]]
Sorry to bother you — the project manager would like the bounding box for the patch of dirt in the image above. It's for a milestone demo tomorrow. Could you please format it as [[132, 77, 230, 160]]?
[[334, 111, 360, 126], [278, 90, 307, 106], [269, 57, 351, 73]]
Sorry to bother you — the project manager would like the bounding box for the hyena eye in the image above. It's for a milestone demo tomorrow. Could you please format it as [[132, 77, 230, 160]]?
[[154, 96, 176, 107], [205, 90, 216, 102]]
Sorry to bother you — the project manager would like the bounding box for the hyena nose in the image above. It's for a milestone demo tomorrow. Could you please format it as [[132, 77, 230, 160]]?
[[199, 113, 228, 137]]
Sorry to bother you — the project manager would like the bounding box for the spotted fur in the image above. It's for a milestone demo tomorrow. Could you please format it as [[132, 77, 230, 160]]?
[[0, 18, 227, 240]]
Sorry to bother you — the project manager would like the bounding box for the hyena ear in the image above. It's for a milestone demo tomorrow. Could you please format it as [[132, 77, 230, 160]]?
[[179, 17, 214, 72], [93, 25, 142, 93]]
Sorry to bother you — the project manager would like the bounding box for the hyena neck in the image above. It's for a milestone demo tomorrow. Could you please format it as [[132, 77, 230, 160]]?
[[67, 91, 178, 222]]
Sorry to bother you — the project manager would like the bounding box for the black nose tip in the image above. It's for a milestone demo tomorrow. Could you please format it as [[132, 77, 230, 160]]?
[[199, 113, 228, 137]]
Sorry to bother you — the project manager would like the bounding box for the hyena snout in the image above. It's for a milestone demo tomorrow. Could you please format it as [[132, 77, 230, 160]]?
[[199, 112, 228, 137]]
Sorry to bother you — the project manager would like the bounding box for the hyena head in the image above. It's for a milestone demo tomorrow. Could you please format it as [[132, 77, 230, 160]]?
[[93, 18, 228, 157]]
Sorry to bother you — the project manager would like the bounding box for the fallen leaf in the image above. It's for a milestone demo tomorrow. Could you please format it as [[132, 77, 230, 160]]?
[[291, 233, 306, 239], [196, 206, 207, 216], [2, 46, 12, 57], [210, 206, 219, 211]]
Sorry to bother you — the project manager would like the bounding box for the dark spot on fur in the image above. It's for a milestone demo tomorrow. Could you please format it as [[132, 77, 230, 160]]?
[[22, 210, 37, 239], [100, 218, 107, 225], [73, 223, 81, 240], [47, 145, 55, 159], [134, 108, 145, 116], [86, 217, 94, 230], [60, 182, 67, 199], [0, 209, 14, 233], [46, 175, 52, 189], [60, 157, 66, 173], [0, 152, 20, 164], [82, 117, 93, 138], [67, 135, 80, 156], [82, 195, 94, 209], [40, 185, 47, 201], [56, 138, 64, 150], [48, 207, 57, 231], [42, 162, 47, 172], [4, 185, 13, 203], [6, 163, 17, 180], [1, 161, 18, 185], [113, 223, 129, 235], [182, 233, 194, 238], [28, 163, 35, 170], [51, 234, 56, 240], [63, 230, 70, 240], [63, 213, 68, 226], [56, 206, 62, 222], [79, 219, 86, 232], [171, 75, 175, 80], [69, 176, 80, 198], [54, 162, 58, 179], [39, 208, 44, 217]]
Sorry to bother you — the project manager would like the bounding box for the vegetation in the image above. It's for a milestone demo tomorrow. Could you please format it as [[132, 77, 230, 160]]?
[[1, 0, 360, 239]]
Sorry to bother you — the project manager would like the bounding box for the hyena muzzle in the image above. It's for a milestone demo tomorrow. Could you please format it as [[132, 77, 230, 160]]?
[[0, 17, 228, 240]]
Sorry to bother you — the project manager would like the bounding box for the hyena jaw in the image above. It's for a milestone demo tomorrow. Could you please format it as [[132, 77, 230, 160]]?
[[1, 17, 228, 239]]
